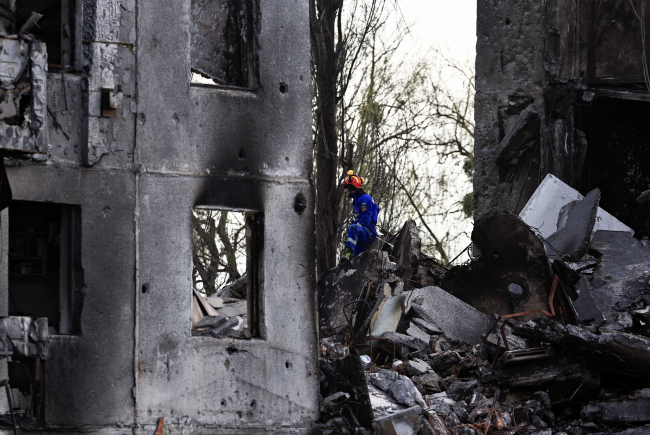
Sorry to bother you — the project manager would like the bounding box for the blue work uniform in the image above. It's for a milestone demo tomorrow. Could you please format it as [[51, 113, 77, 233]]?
[[345, 191, 380, 256]]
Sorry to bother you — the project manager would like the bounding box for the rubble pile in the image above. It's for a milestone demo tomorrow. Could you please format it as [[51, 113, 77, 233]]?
[[191, 278, 249, 338], [316, 176, 650, 434]]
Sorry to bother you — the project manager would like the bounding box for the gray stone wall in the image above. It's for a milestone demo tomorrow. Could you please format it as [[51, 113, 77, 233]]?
[[474, 0, 549, 218]]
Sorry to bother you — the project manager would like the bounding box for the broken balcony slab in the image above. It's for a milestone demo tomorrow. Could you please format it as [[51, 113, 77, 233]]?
[[587, 231, 650, 327], [403, 286, 493, 345], [544, 188, 600, 260], [519, 174, 633, 240], [441, 208, 557, 320]]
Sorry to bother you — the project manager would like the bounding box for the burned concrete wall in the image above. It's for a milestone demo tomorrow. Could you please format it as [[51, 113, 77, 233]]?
[[475, 0, 650, 238], [1, 0, 316, 432]]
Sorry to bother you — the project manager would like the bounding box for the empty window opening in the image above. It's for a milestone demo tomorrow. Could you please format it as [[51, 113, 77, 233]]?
[[576, 97, 650, 238], [8, 201, 84, 335], [191, 208, 263, 339], [190, 0, 259, 88], [2, 0, 80, 69]]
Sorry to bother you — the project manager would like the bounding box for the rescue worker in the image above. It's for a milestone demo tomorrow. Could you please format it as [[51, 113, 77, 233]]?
[[341, 170, 380, 262]]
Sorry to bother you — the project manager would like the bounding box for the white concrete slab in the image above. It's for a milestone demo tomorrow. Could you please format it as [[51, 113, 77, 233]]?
[[519, 174, 633, 239]]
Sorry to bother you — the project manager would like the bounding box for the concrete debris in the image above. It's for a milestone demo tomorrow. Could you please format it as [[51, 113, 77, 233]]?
[[405, 287, 493, 345], [192, 288, 249, 338], [317, 213, 650, 433], [369, 368, 424, 407], [322, 391, 350, 409], [216, 274, 247, 299], [586, 231, 650, 329], [411, 372, 442, 394], [441, 208, 560, 319], [382, 332, 429, 354], [411, 317, 442, 335], [319, 352, 374, 428], [519, 174, 634, 239], [638, 189, 650, 203], [369, 282, 406, 338], [403, 358, 431, 377], [319, 249, 397, 340], [371, 405, 422, 435], [495, 105, 541, 182], [544, 188, 601, 260]]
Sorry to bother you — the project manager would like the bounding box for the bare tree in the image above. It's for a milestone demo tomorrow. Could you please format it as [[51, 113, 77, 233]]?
[[337, 28, 475, 264], [310, 0, 385, 274], [192, 210, 246, 296], [311, 0, 475, 274]]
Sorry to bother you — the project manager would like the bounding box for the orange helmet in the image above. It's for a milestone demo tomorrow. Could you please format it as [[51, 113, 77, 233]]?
[[341, 170, 365, 189]]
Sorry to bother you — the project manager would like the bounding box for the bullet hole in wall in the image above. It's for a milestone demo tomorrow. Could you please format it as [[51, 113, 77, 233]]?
[[279, 82, 288, 94], [293, 192, 307, 215], [142, 283, 150, 294]]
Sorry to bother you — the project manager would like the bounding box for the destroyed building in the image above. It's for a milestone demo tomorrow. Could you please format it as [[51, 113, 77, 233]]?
[[0, 0, 318, 433], [474, 0, 650, 234]]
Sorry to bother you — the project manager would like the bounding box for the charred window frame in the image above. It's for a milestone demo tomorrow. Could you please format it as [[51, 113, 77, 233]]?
[[8, 201, 84, 335], [190, 0, 260, 89], [1, 0, 84, 70], [191, 207, 264, 339]]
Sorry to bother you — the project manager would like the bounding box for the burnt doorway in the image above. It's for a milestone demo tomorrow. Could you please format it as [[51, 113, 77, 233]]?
[[576, 96, 650, 239], [8, 201, 83, 334]]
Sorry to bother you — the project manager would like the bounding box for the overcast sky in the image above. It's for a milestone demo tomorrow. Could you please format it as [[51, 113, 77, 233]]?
[[397, 0, 477, 65]]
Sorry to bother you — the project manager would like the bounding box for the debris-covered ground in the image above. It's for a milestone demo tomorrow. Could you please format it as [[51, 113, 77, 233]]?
[[316, 175, 650, 435]]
